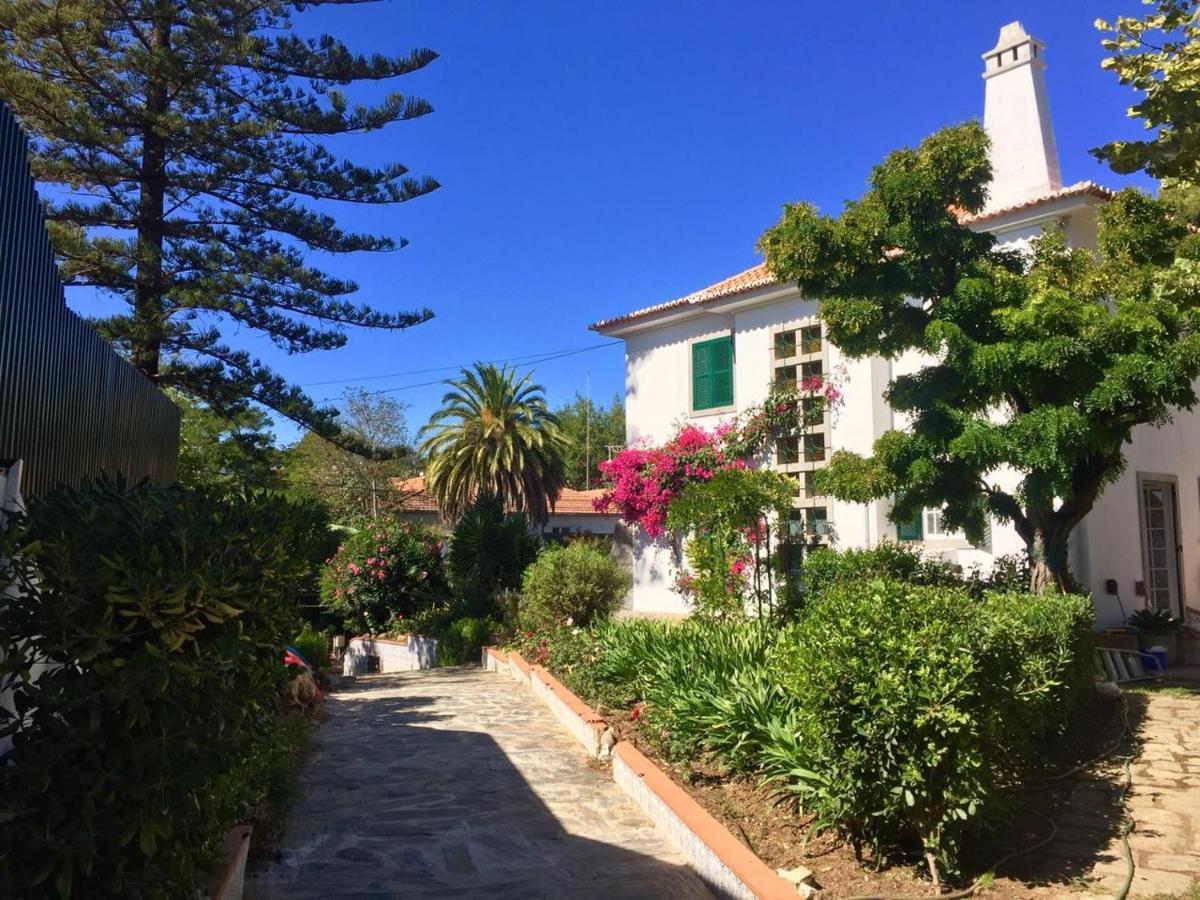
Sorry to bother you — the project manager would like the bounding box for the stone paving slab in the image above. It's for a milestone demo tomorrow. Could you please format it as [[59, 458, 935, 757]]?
[[246, 667, 712, 899], [1039, 690, 1200, 898]]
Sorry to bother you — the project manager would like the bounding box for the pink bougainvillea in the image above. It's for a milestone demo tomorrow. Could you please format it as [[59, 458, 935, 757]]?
[[593, 424, 741, 537]]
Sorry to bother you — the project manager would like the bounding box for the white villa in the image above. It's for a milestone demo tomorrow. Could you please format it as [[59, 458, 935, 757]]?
[[591, 22, 1200, 629]]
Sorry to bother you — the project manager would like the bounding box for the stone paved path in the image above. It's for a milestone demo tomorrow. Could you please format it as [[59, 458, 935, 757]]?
[[1036, 687, 1200, 898], [246, 667, 712, 899]]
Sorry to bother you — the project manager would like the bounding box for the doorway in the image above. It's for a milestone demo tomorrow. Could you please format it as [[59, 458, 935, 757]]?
[[1139, 477, 1182, 617]]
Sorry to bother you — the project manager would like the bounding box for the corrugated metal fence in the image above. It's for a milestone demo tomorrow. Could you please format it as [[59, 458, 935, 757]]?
[[0, 101, 178, 498]]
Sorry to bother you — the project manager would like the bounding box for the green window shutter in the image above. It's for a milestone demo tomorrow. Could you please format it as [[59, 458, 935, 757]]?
[[896, 508, 923, 541], [692, 336, 733, 410]]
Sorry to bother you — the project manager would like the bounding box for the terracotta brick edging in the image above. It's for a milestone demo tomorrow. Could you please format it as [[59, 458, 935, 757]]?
[[480, 647, 797, 899], [613, 742, 797, 900]]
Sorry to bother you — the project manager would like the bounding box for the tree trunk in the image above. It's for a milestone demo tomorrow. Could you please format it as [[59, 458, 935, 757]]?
[[132, 9, 170, 380], [1027, 526, 1072, 594]]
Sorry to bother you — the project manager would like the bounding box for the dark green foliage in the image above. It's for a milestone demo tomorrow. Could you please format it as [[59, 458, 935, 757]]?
[[772, 581, 1094, 873], [800, 543, 963, 604], [761, 121, 1200, 591], [554, 392, 626, 490], [174, 390, 282, 491], [519, 541, 630, 629], [436, 617, 498, 666], [319, 520, 449, 633], [518, 580, 1093, 877], [0, 482, 321, 898], [292, 623, 331, 670], [0, 1, 438, 438], [448, 493, 539, 618], [1127, 607, 1183, 633]]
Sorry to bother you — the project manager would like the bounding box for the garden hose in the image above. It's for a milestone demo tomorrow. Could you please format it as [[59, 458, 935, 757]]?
[[843, 690, 1137, 900]]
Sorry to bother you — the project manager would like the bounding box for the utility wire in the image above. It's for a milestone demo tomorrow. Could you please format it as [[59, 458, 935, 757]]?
[[315, 343, 622, 403], [303, 341, 622, 389]]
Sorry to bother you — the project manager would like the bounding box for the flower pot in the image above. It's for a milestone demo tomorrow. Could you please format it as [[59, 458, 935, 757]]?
[[1141, 632, 1178, 665]]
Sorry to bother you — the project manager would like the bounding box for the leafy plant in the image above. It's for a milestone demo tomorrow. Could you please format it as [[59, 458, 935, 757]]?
[[771, 580, 1094, 878], [801, 543, 963, 604], [447, 492, 539, 618], [436, 616, 498, 666], [519, 541, 629, 629], [320, 519, 449, 633], [0, 481, 321, 898], [1128, 607, 1183, 633], [291, 623, 331, 671], [666, 468, 796, 618]]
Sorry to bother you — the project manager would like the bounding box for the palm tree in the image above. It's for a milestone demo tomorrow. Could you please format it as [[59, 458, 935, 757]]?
[[418, 363, 569, 524]]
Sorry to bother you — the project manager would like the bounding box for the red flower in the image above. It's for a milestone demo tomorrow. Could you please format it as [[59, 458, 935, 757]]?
[[630, 704, 642, 722]]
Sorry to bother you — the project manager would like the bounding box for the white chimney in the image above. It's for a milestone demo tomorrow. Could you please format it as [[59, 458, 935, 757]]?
[[981, 22, 1062, 211]]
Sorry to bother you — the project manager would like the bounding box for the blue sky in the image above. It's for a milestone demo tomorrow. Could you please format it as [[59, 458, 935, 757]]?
[[78, 1, 1160, 444]]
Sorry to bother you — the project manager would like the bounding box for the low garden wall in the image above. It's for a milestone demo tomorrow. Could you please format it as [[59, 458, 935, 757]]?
[[481, 646, 798, 899], [346, 635, 437, 673]]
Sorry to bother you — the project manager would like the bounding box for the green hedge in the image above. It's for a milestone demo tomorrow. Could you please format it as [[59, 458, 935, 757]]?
[[436, 616, 497, 666], [519, 541, 629, 629], [0, 482, 325, 898], [772, 580, 1094, 874], [516, 580, 1094, 878]]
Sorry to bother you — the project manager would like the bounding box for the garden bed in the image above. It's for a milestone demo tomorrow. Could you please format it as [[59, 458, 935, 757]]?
[[598, 692, 1126, 898]]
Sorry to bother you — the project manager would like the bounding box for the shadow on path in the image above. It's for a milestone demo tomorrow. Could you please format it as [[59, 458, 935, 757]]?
[[247, 668, 712, 899]]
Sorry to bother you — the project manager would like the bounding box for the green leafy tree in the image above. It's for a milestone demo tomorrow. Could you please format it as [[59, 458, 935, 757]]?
[[418, 364, 569, 524], [282, 388, 415, 522], [0, 0, 438, 439], [1094, 1, 1200, 181], [554, 393, 625, 490], [759, 122, 1200, 593], [174, 390, 282, 490]]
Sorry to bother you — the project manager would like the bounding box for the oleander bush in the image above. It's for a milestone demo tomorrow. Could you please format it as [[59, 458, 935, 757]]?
[[519, 541, 629, 629], [319, 519, 449, 633], [0, 482, 323, 898]]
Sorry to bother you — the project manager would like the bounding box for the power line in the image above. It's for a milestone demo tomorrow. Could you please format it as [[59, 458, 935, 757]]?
[[303, 341, 622, 388], [315, 342, 623, 403]]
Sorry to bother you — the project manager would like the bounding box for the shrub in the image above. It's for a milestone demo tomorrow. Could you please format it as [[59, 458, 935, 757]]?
[[801, 543, 963, 604], [519, 541, 629, 629], [447, 493, 538, 619], [0, 482, 320, 898], [436, 616, 498, 666], [320, 519, 449, 632], [291, 622, 331, 671], [770, 579, 1094, 877]]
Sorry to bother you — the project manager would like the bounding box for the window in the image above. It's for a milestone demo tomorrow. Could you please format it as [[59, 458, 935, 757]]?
[[896, 510, 922, 542], [775, 365, 797, 387], [776, 438, 800, 466], [692, 335, 734, 411], [807, 507, 829, 537], [803, 433, 825, 462], [773, 330, 797, 360], [799, 325, 822, 355], [922, 507, 962, 540], [800, 360, 823, 383]]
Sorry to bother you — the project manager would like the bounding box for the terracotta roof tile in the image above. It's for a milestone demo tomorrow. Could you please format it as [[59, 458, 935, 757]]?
[[960, 181, 1114, 225], [590, 263, 780, 332], [592, 183, 1115, 333], [389, 476, 613, 517]]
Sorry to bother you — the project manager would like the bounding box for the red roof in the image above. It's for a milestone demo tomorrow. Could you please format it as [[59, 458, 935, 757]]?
[[959, 181, 1114, 225], [591, 182, 1114, 333], [590, 263, 780, 332], [390, 476, 612, 517]]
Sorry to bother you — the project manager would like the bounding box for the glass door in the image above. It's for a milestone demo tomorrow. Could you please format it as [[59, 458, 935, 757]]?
[[1140, 480, 1181, 615]]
